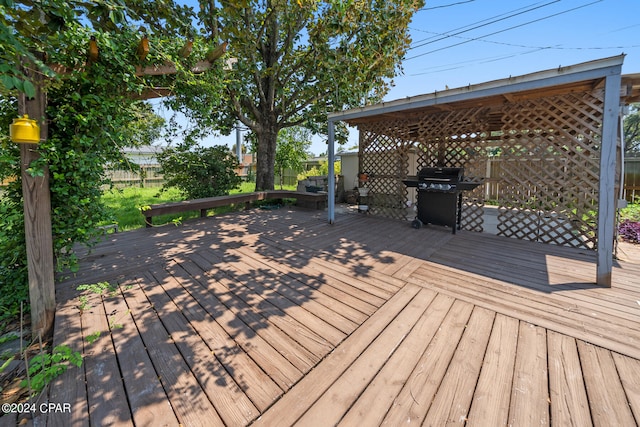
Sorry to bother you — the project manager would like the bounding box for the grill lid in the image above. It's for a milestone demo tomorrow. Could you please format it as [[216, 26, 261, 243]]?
[[417, 167, 464, 182], [414, 167, 464, 192]]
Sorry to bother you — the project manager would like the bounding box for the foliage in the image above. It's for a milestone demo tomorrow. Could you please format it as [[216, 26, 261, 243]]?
[[618, 202, 639, 244], [85, 331, 101, 345], [169, 0, 423, 190], [620, 202, 640, 222], [20, 345, 82, 394], [275, 127, 312, 189], [0, 0, 196, 96], [298, 159, 341, 180], [121, 103, 166, 148], [76, 281, 118, 297], [76, 281, 129, 342], [624, 103, 640, 154], [618, 220, 640, 244], [158, 144, 242, 200], [0, 355, 14, 373], [0, 9, 187, 322], [162, 60, 229, 144], [0, 192, 29, 324], [0, 332, 18, 347]]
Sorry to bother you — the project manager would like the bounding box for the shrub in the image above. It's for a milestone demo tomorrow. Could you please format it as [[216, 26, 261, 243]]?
[[619, 220, 640, 244], [158, 144, 242, 200]]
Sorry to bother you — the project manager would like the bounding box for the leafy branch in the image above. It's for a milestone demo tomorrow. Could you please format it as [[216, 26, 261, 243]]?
[[20, 345, 83, 394]]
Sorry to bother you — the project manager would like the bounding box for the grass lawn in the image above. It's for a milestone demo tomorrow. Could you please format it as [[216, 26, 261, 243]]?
[[101, 182, 297, 230]]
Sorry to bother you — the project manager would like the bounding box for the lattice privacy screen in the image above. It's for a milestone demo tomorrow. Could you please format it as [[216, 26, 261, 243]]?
[[357, 86, 608, 250]]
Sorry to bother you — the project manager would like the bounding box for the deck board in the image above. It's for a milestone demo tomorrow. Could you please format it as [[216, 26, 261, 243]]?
[[508, 322, 549, 426], [338, 293, 456, 426], [139, 267, 259, 426], [612, 352, 640, 422], [165, 258, 303, 393], [151, 261, 282, 412], [46, 284, 90, 427], [252, 284, 423, 427], [79, 290, 133, 427], [547, 331, 592, 427], [100, 276, 179, 427], [422, 306, 495, 426], [408, 262, 640, 359], [466, 313, 519, 427], [295, 287, 438, 426], [124, 274, 225, 426], [24, 207, 640, 426], [381, 299, 475, 425], [578, 341, 637, 427]]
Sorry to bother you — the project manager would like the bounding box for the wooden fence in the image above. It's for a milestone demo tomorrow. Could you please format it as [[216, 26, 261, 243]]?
[[484, 157, 640, 204], [107, 165, 165, 188], [625, 156, 640, 202]]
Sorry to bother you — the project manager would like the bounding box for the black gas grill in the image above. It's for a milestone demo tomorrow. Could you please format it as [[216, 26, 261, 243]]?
[[403, 167, 481, 234]]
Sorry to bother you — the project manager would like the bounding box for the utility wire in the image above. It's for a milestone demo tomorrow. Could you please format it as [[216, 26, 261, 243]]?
[[406, 0, 603, 61], [418, 0, 476, 11], [410, 0, 559, 48], [407, 48, 556, 77], [411, 28, 640, 51]]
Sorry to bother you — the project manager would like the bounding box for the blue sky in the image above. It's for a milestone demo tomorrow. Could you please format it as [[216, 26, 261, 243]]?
[[157, 0, 640, 155], [387, 0, 640, 100]]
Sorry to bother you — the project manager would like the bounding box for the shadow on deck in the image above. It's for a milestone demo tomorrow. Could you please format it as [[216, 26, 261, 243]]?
[[10, 207, 640, 426]]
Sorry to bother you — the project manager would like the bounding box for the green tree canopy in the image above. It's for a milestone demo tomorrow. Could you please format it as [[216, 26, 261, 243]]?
[[275, 126, 312, 189], [169, 0, 424, 190], [0, 0, 196, 95]]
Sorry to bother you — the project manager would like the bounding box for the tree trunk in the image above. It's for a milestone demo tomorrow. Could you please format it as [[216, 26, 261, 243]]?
[[255, 125, 278, 191]]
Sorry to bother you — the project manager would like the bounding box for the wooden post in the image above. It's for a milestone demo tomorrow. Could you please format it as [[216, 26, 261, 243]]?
[[18, 58, 56, 335], [597, 68, 623, 287], [327, 120, 335, 224]]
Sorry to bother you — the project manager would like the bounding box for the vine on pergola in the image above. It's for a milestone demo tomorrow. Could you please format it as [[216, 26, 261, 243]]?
[[0, 0, 221, 329]]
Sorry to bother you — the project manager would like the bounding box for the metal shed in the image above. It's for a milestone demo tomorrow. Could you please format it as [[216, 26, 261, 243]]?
[[326, 55, 640, 286]]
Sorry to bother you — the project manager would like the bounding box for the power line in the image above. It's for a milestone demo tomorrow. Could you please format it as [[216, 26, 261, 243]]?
[[407, 48, 546, 77], [410, 0, 560, 48], [418, 0, 476, 11], [405, 0, 603, 61], [411, 28, 640, 51]]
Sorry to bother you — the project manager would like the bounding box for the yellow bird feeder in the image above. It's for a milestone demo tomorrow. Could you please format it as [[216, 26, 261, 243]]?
[[9, 115, 40, 144]]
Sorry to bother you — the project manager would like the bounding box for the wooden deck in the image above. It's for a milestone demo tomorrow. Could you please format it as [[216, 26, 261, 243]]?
[[15, 207, 640, 426]]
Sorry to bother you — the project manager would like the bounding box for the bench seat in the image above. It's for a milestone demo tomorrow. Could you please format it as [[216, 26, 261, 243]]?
[[143, 190, 327, 227]]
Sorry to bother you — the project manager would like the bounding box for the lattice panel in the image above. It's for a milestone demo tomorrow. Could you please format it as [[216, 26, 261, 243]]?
[[496, 89, 604, 249], [414, 107, 491, 232], [358, 108, 494, 228], [353, 87, 607, 247], [462, 193, 486, 232], [359, 120, 413, 220]]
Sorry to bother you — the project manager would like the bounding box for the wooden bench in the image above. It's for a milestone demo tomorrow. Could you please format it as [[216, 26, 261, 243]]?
[[143, 190, 327, 227]]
